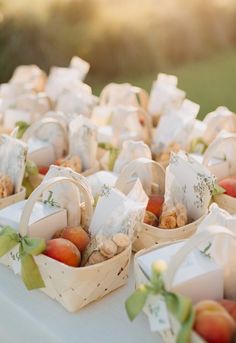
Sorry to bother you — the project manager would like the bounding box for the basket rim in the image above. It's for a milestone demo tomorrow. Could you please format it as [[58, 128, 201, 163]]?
[[1, 186, 26, 200], [36, 243, 132, 271], [140, 212, 206, 233]]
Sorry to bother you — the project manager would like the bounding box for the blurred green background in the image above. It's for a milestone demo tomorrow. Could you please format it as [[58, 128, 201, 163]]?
[[0, 0, 236, 118]]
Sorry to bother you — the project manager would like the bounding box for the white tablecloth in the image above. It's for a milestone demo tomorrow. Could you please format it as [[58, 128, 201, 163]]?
[[0, 258, 160, 343]]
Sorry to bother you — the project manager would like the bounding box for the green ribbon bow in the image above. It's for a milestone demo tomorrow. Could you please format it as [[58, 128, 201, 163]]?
[[125, 261, 195, 343], [0, 227, 46, 290]]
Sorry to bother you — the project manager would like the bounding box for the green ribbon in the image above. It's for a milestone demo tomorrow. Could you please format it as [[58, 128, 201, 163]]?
[[15, 121, 30, 139], [0, 227, 46, 290], [125, 262, 195, 343], [98, 142, 120, 171]]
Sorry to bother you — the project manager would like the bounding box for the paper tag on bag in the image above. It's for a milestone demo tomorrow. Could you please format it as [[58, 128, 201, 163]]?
[[143, 295, 171, 332], [9, 250, 21, 275]]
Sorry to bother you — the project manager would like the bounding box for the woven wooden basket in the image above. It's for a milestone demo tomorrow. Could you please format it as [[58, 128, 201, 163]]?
[[133, 215, 205, 252], [0, 187, 26, 210], [203, 133, 236, 214], [134, 225, 236, 343], [0, 176, 131, 312], [116, 158, 204, 252]]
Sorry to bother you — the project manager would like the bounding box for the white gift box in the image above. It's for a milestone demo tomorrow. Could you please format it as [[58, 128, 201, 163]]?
[[27, 137, 56, 167], [136, 240, 224, 303], [0, 200, 67, 240]]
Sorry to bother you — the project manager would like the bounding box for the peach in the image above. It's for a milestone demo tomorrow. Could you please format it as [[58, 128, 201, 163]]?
[[53, 226, 90, 253], [218, 299, 236, 322], [146, 194, 164, 218], [143, 211, 159, 227], [194, 300, 236, 343], [219, 177, 236, 197], [44, 238, 81, 267]]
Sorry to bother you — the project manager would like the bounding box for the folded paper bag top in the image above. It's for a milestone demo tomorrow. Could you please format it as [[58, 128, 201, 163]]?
[[0, 200, 67, 240], [136, 240, 224, 303]]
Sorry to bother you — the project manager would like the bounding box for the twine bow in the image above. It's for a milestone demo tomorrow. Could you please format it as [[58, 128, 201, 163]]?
[[0, 227, 46, 290]]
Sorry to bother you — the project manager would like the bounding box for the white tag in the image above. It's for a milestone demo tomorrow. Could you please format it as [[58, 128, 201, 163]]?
[[10, 251, 21, 275], [143, 295, 171, 332]]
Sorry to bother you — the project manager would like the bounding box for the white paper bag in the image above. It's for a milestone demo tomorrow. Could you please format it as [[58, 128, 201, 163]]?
[[148, 73, 185, 117], [0, 135, 27, 193], [68, 115, 97, 170], [9, 65, 46, 92], [113, 140, 152, 174], [203, 106, 236, 144], [152, 99, 200, 153], [89, 179, 148, 239], [164, 151, 215, 221]]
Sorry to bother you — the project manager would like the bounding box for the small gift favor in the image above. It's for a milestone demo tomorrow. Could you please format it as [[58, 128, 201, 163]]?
[[164, 151, 214, 221], [128, 225, 236, 343], [0, 167, 133, 312], [203, 133, 236, 214], [152, 99, 200, 157], [0, 135, 27, 208], [45, 56, 90, 102], [99, 82, 149, 110], [113, 140, 152, 174], [202, 106, 236, 145], [69, 56, 90, 80], [83, 178, 148, 265], [97, 105, 152, 146], [89, 141, 152, 199], [68, 115, 97, 171], [3, 93, 52, 130], [22, 117, 68, 168], [56, 89, 97, 118], [148, 73, 186, 123], [197, 203, 236, 299], [9, 64, 47, 93], [123, 151, 215, 251]]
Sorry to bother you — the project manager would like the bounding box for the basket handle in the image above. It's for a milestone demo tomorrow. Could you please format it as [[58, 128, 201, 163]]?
[[133, 86, 149, 111], [137, 107, 153, 144], [115, 158, 165, 195], [203, 134, 236, 168], [19, 176, 93, 236], [164, 225, 236, 289], [22, 117, 68, 146]]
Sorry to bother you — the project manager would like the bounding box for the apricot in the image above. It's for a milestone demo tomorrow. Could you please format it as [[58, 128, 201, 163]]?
[[143, 211, 159, 227], [53, 226, 90, 253], [194, 300, 236, 343], [146, 194, 164, 218], [219, 177, 236, 198], [44, 238, 81, 267], [218, 299, 236, 322]]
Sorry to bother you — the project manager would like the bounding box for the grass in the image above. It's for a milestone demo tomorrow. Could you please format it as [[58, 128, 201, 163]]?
[[88, 49, 236, 120]]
